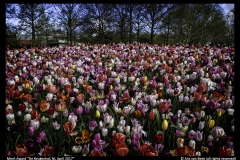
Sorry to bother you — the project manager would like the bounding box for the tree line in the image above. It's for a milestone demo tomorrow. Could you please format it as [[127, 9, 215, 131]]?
[[6, 3, 234, 47]]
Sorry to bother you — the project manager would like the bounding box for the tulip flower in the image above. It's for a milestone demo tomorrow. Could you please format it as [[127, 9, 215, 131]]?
[[96, 110, 100, 118], [30, 119, 40, 130], [207, 119, 215, 129], [148, 111, 155, 121], [162, 119, 168, 130]]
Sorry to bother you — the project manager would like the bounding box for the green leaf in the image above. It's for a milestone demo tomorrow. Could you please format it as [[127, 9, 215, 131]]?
[[15, 135, 21, 147], [155, 110, 161, 131], [119, 86, 122, 96], [61, 146, 66, 156]]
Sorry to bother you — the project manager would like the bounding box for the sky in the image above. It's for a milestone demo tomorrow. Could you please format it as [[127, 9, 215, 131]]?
[[220, 3, 234, 14], [6, 3, 234, 26]]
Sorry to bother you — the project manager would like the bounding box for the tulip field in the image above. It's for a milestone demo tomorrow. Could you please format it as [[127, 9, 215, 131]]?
[[5, 43, 235, 156]]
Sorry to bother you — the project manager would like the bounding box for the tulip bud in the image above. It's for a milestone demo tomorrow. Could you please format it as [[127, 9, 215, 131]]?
[[227, 108, 234, 115], [143, 76, 148, 82], [27, 108, 32, 113], [217, 110, 222, 117], [198, 121, 205, 130], [25, 83, 30, 89], [72, 145, 82, 153], [112, 130, 116, 136], [17, 111, 22, 116], [231, 125, 234, 132], [162, 119, 168, 130], [196, 151, 201, 156], [207, 119, 215, 128], [117, 125, 124, 133], [30, 119, 40, 130], [125, 125, 130, 133], [182, 125, 188, 132], [148, 111, 155, 121], [207, 135, 214, 142], [189, 140, 196, 149], [200, 110, 205, 118], [96, 110, 100, 118], [109, 85, 113, 91], [101, 127, 108, 137], [109, 118, 114, 128], [99, 120, 103, 128], [176, 138, 184, 147], [6, 113, 15, 121], [24, 114, 31, 122]]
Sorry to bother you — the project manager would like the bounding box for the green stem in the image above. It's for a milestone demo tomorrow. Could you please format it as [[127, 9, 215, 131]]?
[[162, 130, 165, 145]]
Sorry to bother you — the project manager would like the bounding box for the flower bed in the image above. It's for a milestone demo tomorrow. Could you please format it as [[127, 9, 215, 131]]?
[[5, 43, 235, 156]]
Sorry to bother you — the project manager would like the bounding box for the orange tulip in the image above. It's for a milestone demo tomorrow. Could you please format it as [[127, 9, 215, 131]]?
[[40, 99, 49, 112], [194, 91, 202, 101], [67, 68, 74, 75], [55, 101, 67, 112], [56, 67, 63, 74], [158, 101, 170, 113], [134, 110, 142, 118], [31, 109, 41, 120], [56, 91, 66, 101], [89, 150, 106, 156], [140, 144, 158, 156], [110, 133, 127, 148], [148, 111, 155, 121], [197, 83, 208, 93], [218, 146, 234, 156], [43, 145, 55, 156], [63, 121, 78, 136], [24, 94, 33, 103], [212, 92, 225, 102], [166, 66, 173, 73], [14, 144, 34, 156], [173, 146, 196, 156], [76, 93, 85, 103], [84, 85, 93, 93], [75, 129, 93, 144], [113, 144, 129, 156], [48, 85, 59, 93], [65, 84, 72, 93], [119, 92, 131, 103]]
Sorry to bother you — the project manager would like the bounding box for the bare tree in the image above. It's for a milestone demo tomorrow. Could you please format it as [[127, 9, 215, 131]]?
[[132, 4, 146, 42], [112, 4, 129, 43], [126, 4, 135, 43], [53, 4, 86, 45], [7, 3, 47, 47], [84, 3, 115, 44], [142, 3, 170, 44]]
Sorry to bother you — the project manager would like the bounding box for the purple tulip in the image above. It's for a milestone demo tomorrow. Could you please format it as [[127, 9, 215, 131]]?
[[74, 106, 83, 115], [194, 130, 203, 141], [89, 120, 98, 131], [28, 127, 34, 136]]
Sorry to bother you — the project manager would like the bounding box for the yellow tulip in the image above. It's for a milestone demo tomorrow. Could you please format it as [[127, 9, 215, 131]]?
[[109, 85, 113, 91], [96, 110, 100, 118], [217, 110, 222, 117], [25, 83, 30, 89], [143, 76, 148, 83], [195, 55, 199, 59], [162, 119, 168, 130], [207, 119, 215, 128], [213, 59, 218, 64], [72, 65, 76, 69]]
